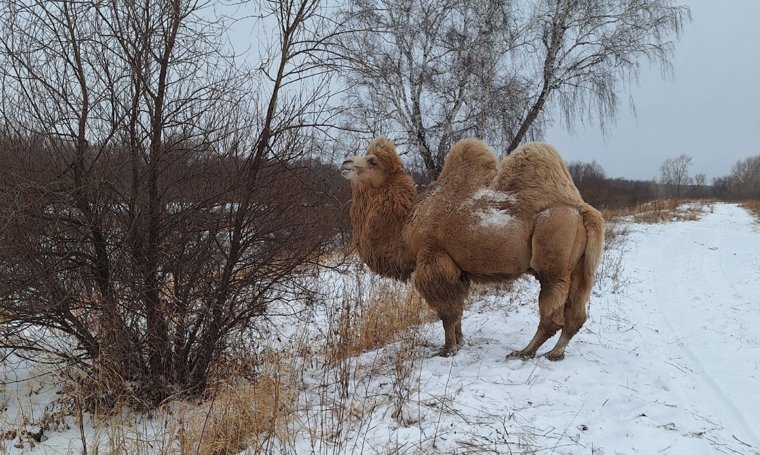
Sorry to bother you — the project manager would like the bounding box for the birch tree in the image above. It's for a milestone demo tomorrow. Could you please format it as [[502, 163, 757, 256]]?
[[338, 0, 689, 178]]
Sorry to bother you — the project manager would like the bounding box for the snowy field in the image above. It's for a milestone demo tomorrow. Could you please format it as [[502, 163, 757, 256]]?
[[2, 202, 759, 454]]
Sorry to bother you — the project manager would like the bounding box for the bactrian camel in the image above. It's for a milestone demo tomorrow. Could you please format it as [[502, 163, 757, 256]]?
[[341, 137, 604, 360]]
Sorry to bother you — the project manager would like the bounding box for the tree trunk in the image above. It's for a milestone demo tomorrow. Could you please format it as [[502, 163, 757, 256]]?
[[506, 85, 550, 154]]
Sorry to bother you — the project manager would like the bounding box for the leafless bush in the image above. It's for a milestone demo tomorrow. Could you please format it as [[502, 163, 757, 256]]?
[[0, 0, 342, 406]]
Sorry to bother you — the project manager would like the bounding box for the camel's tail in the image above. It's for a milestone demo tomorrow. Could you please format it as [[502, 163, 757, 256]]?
[[580, 204, 605, 289]]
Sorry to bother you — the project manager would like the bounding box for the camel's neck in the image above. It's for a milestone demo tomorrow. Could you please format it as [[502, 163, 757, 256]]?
[[350, 174, 417, 281]]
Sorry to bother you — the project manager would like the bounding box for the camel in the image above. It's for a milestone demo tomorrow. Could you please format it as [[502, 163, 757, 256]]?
[[340, 137, 604, 360]]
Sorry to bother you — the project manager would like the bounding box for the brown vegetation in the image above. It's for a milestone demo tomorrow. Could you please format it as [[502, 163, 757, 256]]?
[[329, 284, 436, 362], [341, 137, 604, 360], [740, 200, 760, 221], [602, 199, 712, 223], [175, 373, 296, 455]]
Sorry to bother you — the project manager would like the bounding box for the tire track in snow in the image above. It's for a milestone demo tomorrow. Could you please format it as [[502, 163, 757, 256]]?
[[649, 206, 760, 451]]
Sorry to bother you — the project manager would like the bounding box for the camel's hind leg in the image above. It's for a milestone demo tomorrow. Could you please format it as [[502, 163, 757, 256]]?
[[509, 206, 580, 360], [508, 277, 569, 359], [545, 260, 590, 361]]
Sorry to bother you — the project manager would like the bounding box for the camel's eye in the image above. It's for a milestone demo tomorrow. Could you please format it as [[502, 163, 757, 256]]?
[[367, 156, 379, 167]]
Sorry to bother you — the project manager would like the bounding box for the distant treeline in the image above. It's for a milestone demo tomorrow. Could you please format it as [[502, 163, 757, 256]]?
[[567, 157, 760, 210]]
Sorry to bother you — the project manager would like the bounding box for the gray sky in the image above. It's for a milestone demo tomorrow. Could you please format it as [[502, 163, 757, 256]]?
[[547, 0, 760, 181]]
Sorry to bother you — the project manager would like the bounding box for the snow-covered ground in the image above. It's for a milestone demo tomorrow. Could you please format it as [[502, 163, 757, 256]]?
[[2, 203, 759, 454]]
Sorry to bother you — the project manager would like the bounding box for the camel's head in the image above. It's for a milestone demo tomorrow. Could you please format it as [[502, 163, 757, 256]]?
[[341, 137, 404, 188]]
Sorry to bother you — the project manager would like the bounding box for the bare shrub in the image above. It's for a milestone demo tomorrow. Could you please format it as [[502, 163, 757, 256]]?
[[0, 0, 341, 406], [388, 330, 425, 427]]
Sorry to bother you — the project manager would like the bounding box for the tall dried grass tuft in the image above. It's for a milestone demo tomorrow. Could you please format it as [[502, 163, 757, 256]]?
[[603, 199, 710, 223], [594, 219, 630, 295], [740, 200, 760, 222], [52, 352, 299, 455], [176, 355, 300, 455], [176, 371, 296, 455], [329, 282, 436, 362]]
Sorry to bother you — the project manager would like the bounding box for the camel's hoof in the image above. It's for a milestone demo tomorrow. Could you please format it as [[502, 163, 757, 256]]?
[[507, 350, 535, 360], [545, 351, 565, 361], [436, 346, 459, 358]]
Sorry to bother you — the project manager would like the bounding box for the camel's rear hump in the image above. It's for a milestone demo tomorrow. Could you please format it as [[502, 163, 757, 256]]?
[[493, 142, 583, 214]]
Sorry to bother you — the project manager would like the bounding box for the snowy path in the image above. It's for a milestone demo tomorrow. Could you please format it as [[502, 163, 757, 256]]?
[[622, 203, 760, 452], [311, 203, 760, 454]]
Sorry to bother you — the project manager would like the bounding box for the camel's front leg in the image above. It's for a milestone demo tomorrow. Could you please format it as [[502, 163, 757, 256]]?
[[414, 250, 468, 357], [438, 312, 462, 357], [438, 305, 464, 357]]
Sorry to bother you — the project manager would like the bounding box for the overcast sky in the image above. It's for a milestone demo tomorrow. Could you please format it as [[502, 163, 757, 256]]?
[[547, 0, 760, 181]]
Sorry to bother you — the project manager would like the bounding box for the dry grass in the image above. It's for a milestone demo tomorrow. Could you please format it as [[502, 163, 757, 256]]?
[[78, 364, 298, 455], [603, 217, 630, 247], [593, 218, 630, 296], [603, 199, 712, 223], [176, 372, 296, 455], [329, 283, 436, 362], [15, 348, 299, 455], [740, 200, 760, 222], [318, 245, 355, 263]]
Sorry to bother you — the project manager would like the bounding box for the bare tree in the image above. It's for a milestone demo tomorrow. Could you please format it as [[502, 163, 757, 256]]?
[[568, 160, 606, 190], [728, 155, 760, 198], [568, 160, 607, 203], [692, 173, 707, 197], [0, 0, 339, 404], [338, 0, 689, 178], [337, 0, 531, 177], [505, 0, 688, 153], [659, 153, 693, 198]]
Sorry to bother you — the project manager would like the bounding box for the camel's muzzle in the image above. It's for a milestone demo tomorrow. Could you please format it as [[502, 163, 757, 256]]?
[[340, 158, 356, 178]]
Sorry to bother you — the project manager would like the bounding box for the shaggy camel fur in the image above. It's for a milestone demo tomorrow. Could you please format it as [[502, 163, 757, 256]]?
[[341, 137, 604, 360]]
